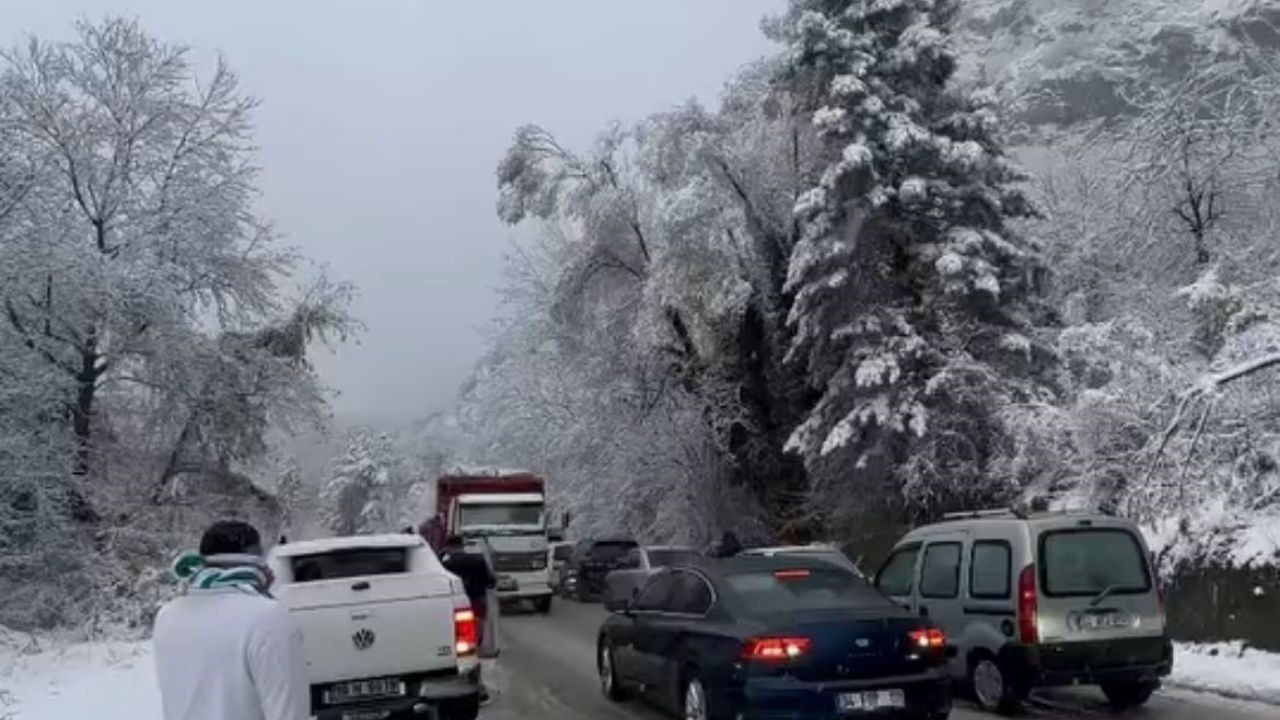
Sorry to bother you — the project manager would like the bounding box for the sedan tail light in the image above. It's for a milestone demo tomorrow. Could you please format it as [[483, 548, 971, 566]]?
[[741, 636, 811, 662], [907, 627, 946, 649], [454, 608, 478, 656]]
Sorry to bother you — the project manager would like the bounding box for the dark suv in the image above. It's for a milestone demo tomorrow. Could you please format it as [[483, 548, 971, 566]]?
[[564, 538, 638, 602]]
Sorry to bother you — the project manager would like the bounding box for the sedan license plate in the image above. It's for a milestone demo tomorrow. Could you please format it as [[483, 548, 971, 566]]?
[[324, 677, 405, 705], [838, 688, 905, 712]]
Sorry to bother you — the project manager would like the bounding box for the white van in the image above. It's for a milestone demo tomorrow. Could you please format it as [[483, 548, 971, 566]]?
[[874, 509, 1171, 714], [269, 534, 482, 720]]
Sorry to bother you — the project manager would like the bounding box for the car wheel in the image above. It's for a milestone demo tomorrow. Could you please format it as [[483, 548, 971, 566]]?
[[1101, 680, 1156, 709], [683, 673, 710, 720], [598, 641, 629, 702], [970, 655, 1023, 715], [533, 595, 552, 614]]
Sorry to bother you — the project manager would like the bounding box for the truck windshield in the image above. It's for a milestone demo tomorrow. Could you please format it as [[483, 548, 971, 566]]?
[[459, 502, 544, 529]]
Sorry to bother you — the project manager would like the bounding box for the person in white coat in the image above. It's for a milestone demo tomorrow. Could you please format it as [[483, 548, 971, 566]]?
[[153, 520, 309, 720]]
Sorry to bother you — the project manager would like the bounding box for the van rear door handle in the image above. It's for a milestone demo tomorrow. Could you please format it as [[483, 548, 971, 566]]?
[[351, 581, 371, 591]]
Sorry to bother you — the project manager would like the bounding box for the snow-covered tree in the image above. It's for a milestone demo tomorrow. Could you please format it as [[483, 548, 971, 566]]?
[[0, 19, 355, 515], [319, 430, 403, 536], [769, 0, 1052, 515]]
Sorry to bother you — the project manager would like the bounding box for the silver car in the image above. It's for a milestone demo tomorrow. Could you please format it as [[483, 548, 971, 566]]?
[[874, 509, 1171, 715], [602, 546, 700, 605], [738, 543, 865, 578]]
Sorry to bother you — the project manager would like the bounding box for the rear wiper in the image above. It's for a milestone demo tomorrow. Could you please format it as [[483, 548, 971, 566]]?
[[1089, 583, 1123, 607]]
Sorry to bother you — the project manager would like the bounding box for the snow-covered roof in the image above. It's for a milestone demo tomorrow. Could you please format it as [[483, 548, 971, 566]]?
[[270, 533, 423, 558]]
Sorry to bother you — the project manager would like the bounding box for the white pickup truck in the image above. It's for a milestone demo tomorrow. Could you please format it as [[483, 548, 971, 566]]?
[[268, 534, 481, 720]]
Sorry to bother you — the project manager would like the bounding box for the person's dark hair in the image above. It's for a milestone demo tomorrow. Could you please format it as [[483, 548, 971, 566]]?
[[200, 520, 263, 556]]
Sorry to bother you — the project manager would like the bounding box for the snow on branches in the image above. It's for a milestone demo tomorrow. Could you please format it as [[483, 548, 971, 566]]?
[[770, 0, 1051, 513]]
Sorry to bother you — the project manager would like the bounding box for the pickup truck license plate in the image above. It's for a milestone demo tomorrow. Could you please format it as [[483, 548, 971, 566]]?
[[324, 677, 404, 705], [837, 688, 905, 712]]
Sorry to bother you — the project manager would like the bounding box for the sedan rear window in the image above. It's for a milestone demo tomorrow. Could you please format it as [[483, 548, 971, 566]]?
[[1040, 529, 1151, 597], [291, 548, 408, 583], [726, 567, 895, 614]]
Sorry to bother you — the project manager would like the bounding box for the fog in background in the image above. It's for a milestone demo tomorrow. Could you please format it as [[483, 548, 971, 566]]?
[[7, 0, 784, 425]]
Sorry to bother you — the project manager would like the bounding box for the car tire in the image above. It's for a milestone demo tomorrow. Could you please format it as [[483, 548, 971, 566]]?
[[682, 670, 713, 720], [575, 583, 589, 603], [598, 640, 630, 702], [1101, 680, 1156, 709], [533, 595, 552, 614], [969, 654, 1023, 715]]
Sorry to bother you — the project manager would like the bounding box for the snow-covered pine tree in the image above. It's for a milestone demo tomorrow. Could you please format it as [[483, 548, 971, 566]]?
[[769, 0, 1051, 514], [319, 430, 401, 536]]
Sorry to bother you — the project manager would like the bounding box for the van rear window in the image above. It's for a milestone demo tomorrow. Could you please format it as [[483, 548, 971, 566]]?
[[291, 548, 408, 583], [1040, 529, 1150, 597]]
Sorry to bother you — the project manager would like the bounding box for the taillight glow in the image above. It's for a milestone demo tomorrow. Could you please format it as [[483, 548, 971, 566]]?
[[1017, 564, 1038, 644], [907, 627, 946, 649], [773, 569, 811, 580], [454, 608, 478, 656], [742, 636, 810, 661]]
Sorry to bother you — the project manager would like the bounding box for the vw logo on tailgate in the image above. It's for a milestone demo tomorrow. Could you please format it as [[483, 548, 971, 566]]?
[[352, 628, 376, 651]]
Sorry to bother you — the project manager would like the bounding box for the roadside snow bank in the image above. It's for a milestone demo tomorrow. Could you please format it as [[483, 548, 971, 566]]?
[[0, 638, 158, 719], [1170, 642, 1280, 704]]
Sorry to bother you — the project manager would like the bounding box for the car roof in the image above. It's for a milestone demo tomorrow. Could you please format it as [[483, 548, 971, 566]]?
[[271, 533, 424, 558], [902, 511, 1140, 539], [741, 544, 840, 555], [584, 537, 638, 544], [673, 553, 849, 580]]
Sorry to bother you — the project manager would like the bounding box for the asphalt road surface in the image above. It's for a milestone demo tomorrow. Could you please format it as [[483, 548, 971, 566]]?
[[482, 599, 1279, 720]]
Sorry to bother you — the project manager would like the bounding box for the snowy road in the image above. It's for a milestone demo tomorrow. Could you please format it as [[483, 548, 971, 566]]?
[[486, 600, 1280, 720], [4, 603, 1277, 719]]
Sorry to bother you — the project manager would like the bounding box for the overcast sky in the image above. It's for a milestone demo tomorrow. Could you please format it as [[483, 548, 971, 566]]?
[[7, 0, 784, 425]]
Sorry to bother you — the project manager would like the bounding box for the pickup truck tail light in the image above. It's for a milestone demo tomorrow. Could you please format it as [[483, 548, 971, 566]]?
[[454, 608, 478, 656]]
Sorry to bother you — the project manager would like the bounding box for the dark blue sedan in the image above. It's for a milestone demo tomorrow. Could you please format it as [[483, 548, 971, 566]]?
[[597, 555, 953, 719]]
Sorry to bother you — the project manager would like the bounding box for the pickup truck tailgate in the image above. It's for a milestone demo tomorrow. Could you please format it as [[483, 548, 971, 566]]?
[[278, 573, 459, 683]]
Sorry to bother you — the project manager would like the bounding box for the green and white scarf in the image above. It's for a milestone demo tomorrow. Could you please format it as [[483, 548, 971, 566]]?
[[172, 551, 272, 597]]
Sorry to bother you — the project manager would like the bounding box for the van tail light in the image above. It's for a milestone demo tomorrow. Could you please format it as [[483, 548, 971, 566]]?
[[454, 608, 478, 656], [741, 636, 811, 662], [1017, 564, 1038, 644], [907, 627, 946, 650]]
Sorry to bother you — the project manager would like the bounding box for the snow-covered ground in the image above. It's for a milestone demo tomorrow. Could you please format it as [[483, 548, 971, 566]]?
[[0, 637, 509, 720], [1170, 642, 1280, 705], [0, 638, 158, 720]]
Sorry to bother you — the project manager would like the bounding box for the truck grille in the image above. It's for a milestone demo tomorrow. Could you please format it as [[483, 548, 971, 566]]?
[[493, 551, 544, 573]]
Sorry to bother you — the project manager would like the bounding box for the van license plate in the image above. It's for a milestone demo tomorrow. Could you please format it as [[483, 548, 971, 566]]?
[[1071, 611, 1134, 631], [325, 677, 405, 705], [837, 688, 905, 712]]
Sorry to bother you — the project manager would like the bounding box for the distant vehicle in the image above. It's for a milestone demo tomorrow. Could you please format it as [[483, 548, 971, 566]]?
[[602, 546, 700, 605], [598, 556, 953, 720], [420, 471, 555, 613], [269, 534, 481, 720], [739, 543, 865, 578], [563, 538, 639, 602], [548, 540, 574, 595], [875, 509, 1171, 714]]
